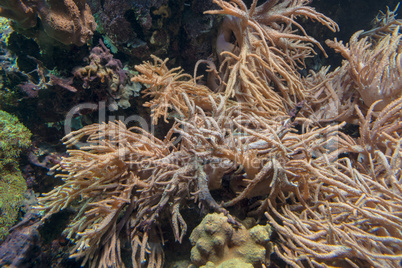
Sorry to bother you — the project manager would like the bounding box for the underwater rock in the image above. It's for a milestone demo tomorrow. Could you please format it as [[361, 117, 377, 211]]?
[[87, 0, 217, 71], [73, 39, 141, 110], [189, 213, 272, 268], [0, 212, 42, 267], [0, 0, 97, 46], [87, 0, 169, 59]]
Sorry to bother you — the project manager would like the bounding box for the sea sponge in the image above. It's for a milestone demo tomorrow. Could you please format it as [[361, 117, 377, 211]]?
[[189, 213, 272, 268], [0, 0, 97, 46]]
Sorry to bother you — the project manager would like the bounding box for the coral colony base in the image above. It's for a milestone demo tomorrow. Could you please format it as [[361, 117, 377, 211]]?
[[1, 0, 396, 267]]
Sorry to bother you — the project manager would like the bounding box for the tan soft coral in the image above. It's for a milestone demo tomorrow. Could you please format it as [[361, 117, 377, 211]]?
[[205, 0, 338, 115], [0, 0, 97, 46], [326, 28, 402, 111], [132, 55, 222, 124], [305, 6, 402, 124], [266, 99, 402, 267], [38, 121, 179, 267]]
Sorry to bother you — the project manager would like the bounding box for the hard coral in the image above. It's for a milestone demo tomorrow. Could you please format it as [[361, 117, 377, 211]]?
[[190, 213, 272, 268], [37, 0, 97, 46], [74, 40, 141, 110], [0, 0, 97, 46]]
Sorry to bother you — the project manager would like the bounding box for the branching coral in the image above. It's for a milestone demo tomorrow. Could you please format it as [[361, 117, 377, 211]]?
[[305, 5, 402, 124], [326, 27, 402, 111], [39, 121, 178, 267]]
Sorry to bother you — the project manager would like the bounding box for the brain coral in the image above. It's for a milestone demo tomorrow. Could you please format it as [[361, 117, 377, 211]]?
[[189, 213, 272, 268]]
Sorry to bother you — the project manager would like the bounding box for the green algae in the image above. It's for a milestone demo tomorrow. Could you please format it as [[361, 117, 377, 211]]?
[[0, 110, 31, 241]]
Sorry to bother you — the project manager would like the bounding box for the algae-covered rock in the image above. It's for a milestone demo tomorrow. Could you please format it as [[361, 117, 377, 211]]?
[[0, 110, 31, 241], [0, 168, 27, 241], [189, 213, 272, 268], [0, 110, 31, 169]]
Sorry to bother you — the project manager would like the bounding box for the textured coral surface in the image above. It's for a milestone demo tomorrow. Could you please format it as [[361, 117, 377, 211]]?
[[0, 0, 97, 46], [190, 213, 272, 267], [0, 110, 31, 241]]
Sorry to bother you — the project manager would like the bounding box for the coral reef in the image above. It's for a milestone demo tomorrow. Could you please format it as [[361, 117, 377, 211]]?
[[32, 1, 402, 268], [0, 0, 97, 46], [190, 213, 272, 267], [0, 110, 31, 241], [36, 1, 339, 267]]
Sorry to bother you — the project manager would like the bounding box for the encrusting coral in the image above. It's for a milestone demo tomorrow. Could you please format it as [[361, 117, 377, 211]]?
[[36, 1, 402, 267], [190, 213, 272, 267]]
